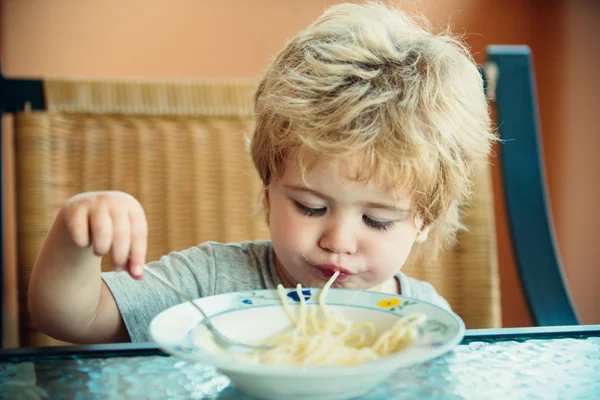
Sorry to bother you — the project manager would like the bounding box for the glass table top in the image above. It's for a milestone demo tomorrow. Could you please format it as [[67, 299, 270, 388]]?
[[2, 326, 599, 399]]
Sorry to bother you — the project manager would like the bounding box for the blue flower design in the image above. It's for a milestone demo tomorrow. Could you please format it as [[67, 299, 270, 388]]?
[[287, 289, 311, 302], [241, 299, 253, 305]]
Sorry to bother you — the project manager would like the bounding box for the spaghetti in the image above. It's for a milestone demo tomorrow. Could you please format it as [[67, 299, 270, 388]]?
[[242, 271, 426, 366]]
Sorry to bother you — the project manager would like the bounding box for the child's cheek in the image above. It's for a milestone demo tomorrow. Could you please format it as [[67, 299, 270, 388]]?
[[279, 216, 312, 252]]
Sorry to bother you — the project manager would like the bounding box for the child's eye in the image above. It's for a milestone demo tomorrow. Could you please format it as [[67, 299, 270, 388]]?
[[363, 215, 395, 232], [294, 201, 326, 217]]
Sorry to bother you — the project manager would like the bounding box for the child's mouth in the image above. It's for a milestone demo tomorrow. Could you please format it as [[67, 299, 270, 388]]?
[[315, 265, 353, 281]]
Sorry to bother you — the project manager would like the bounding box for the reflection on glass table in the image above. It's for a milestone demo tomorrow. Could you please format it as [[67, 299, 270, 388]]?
[[1, 325, 599, 400]]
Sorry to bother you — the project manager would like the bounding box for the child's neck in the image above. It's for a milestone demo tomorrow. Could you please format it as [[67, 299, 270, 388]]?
[[273, 256, 300, 289]]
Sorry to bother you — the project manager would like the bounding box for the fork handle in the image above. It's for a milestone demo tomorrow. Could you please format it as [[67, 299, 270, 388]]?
[[143, 266, 212, 324]]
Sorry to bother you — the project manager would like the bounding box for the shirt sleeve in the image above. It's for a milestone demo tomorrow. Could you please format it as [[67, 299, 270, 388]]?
[[101, 243, 217, 342]]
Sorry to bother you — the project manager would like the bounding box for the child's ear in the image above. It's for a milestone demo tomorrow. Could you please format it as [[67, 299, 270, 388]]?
[[262, 189, 270, 209], [415, 225, 431, 244]]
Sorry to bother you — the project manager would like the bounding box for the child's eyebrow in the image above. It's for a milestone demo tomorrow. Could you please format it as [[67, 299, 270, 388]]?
[[283, 184, 409, 213]]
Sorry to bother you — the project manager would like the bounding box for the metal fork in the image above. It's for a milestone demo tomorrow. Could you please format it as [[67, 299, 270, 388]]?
[[143, 267, 274, 351]]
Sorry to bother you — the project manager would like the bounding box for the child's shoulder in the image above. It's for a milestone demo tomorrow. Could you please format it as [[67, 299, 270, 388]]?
[[195, 240, 272, 260], [396, 272, 452, 311], [177, 239, 274, 280], [142, 240, 274, 282]]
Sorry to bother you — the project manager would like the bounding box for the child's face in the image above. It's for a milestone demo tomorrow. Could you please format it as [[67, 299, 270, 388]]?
[[267, 154, 429, 292]]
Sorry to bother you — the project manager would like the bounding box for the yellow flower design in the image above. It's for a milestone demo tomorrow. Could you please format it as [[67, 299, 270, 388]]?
[[377, 298, 401, 308]]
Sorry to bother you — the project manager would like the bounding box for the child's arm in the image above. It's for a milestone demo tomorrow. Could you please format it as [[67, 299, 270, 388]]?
[[27, 191, 148, 344]]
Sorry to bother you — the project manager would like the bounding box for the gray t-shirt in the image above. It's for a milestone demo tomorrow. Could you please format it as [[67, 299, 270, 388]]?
[[102, 240, 451, 342]]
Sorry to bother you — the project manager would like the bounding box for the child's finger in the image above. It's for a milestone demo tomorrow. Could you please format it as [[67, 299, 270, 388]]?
[[89, 205, 113, 257], [128, 209, 148, 279], [109, 208, 131, 271], [65, 204, 91, 248]]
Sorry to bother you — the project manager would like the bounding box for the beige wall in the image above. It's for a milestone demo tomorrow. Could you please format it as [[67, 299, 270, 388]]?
[[1, 0, 598, 328]]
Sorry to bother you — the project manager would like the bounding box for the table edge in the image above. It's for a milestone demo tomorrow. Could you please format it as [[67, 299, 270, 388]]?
[[2, 324, 599, 363]]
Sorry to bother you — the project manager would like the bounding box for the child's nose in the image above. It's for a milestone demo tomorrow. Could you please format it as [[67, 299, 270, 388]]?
[[318, 222, 357, 255]]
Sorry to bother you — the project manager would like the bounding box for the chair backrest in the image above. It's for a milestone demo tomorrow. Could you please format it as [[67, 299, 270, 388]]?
[[485, 45, 579, 326], [11, 78, 502, 347]]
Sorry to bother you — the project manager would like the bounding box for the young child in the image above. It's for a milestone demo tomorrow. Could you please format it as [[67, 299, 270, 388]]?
[[28, 2, 495, 344]]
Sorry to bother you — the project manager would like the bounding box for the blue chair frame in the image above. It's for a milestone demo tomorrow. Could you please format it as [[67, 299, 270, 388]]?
[[486, 45, 579, 326]]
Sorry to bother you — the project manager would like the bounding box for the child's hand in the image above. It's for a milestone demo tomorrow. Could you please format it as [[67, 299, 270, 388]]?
[[62, 191, 148, 279]]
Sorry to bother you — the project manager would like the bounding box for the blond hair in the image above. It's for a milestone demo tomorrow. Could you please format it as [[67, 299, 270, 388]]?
[[250, 1, 496, 258]]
